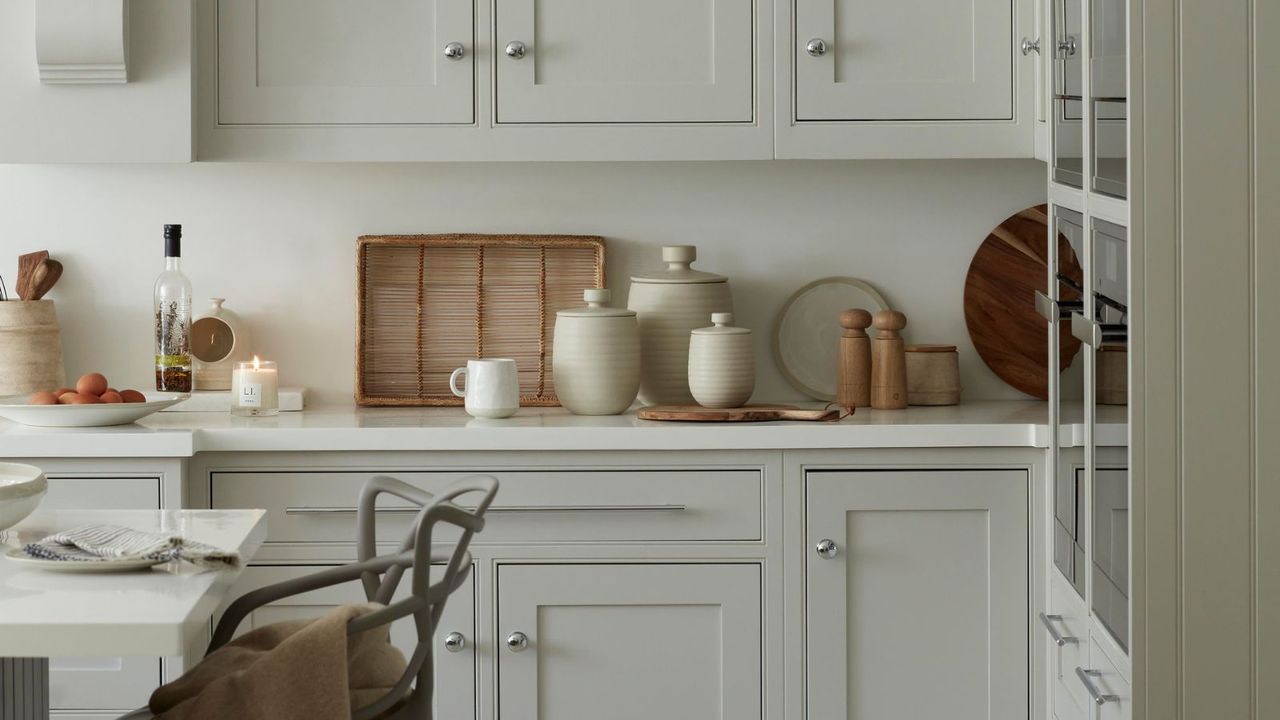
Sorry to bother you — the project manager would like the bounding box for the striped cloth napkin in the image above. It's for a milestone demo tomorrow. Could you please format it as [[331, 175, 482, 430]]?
[[23, 524, 241, 570]]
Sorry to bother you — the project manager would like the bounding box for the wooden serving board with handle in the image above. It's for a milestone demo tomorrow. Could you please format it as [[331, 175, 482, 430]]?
[[638, 404, 845, 422]]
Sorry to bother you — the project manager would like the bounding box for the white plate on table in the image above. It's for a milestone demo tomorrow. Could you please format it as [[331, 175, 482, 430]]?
[[0, 393, 187, 428], [4, 548, 166, 573]]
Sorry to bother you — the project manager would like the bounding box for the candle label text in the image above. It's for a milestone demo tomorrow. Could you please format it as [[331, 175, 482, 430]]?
[[240, 383, 263, 408]]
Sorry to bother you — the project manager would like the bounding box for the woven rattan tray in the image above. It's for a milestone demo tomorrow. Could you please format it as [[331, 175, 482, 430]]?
[[356, 234, 605, 406]]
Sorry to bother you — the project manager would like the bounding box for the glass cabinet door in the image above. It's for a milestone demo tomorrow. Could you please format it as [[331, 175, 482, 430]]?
[[1052, 0, 1084, 187], [1090, 0, 1128, 197], [1052, 207, 1087, 597]]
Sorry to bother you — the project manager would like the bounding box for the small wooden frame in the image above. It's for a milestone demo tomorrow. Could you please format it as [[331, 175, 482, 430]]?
[[356, 234, 605, 407]]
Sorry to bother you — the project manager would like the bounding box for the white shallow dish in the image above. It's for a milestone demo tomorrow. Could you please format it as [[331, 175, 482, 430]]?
[[0, 393, 187, 428], [4, 548, 165, 573], [774, 277, 889, 401]]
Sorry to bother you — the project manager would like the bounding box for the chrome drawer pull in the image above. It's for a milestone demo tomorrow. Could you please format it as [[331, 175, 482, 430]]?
[[1038, 613, 1078, 646], [1075, 667, 1120, 705], [285, 503, 688, 515]]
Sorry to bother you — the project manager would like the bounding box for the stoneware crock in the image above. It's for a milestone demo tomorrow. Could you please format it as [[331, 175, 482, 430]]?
[[553, 289, 640, 415], [688, 312, 755, 408]]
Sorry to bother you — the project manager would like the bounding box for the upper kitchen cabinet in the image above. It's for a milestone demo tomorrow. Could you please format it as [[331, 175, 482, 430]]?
[[493, 0, 753, 124], [776, 0, 1038, 158], [215, 0, 474, 125], [0, 0, 193, 163], [199, 0, 773, 161]]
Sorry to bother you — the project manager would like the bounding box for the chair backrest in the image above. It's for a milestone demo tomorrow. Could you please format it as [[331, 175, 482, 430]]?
[[349, 474, 499, 720]]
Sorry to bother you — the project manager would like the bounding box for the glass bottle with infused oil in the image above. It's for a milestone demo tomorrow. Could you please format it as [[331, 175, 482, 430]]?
[[154, 224, 193, 392]]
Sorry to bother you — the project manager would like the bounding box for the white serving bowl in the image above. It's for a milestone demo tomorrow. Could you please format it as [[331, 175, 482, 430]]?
[[0, 393, 186, 428], [0, 462, 47, 531]]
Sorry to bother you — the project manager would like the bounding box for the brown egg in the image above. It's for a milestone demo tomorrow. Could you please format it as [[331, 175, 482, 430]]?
[[76, 373, 109, 397], [104, 387, 118, 395], [28, 391, 59, 405], [99, 391, 123, 404], [68, 393, 100, 405], [54, 387, 74, 397], [57, 392, 80, 404], [119, 389, 146, 404]]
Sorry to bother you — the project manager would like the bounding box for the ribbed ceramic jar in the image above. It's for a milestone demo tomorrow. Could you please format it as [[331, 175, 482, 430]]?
[[627, 245, 733, 405], [552, 289, 640, 415], [688, 313, 755, 409], [0, 300, 66, 396]]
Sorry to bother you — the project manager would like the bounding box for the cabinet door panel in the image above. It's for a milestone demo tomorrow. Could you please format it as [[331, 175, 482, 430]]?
[[494, 0, 754, 123], [220, 565, 475, 720], [497, 563, 761, 720], [795, 0, 1013, 120], [217, 0, 474, 124], [805, 470, 1028, 720]]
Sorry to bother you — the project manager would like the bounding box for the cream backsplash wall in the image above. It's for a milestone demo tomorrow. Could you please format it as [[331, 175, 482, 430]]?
[[0, 160, 1045, 405]]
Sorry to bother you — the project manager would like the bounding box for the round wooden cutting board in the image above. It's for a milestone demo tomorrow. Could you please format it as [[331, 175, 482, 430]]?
[[963, 204, 1083, 399]]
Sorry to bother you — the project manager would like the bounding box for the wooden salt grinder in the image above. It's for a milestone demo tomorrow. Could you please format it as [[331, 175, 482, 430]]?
[[871, 310, 908, 409], [837, 309, 873, 408]]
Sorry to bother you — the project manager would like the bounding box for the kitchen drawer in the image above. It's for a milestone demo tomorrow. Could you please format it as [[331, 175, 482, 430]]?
[[44, 476, 159, 510], [1049, 572, 1091, 720], [210, 469, 763, 548], [1085, 634, 1132, 720]]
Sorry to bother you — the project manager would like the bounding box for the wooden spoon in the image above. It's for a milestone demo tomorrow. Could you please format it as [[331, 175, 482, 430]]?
[[28, 259, 63, 301], [16, 250, 48, 300]]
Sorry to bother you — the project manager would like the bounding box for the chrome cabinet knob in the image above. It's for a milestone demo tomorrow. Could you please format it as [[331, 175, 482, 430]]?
[[815, 538, 838, 558], [444, 632, 466, 652], [506, 631, 529, 652], [805, 38, 827, 57], [505, 41, 527, 59], [1058, 36, 1078, 56], [1021, 37, 1041, 55], [443, 42, 465, 60]]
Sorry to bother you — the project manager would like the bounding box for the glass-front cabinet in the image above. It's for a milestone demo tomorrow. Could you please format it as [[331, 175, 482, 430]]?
[[1090, 0, 1127, 197], [1052, 0, 1084, 187]]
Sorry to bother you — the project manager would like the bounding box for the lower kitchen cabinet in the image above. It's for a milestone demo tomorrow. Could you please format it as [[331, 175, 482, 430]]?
[[219, 564, 476, 720], [496, 563, 762, 720], [805, 470, 1029, 719]]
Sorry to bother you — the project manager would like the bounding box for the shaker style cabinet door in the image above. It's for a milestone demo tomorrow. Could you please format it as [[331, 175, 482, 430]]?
[[794, 0, 1013, 120], [216, 0, 474, 125], [805, 470, 1028, 719], [493, 0, 754, 123], [497, 563, 762, 720]]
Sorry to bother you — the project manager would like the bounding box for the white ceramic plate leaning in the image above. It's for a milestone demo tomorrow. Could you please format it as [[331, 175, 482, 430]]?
[[0, 393, 187, 428], [773, 277, 889, 401], [4, 548, 165, 573]]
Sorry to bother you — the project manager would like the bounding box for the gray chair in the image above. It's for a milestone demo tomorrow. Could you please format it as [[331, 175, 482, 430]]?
[[120, 474, 499, 720]]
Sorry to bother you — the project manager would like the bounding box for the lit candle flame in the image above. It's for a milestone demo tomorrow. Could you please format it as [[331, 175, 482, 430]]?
[[252, 355, 260, 371]]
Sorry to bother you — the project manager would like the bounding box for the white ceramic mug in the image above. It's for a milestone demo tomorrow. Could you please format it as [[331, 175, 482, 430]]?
[[450, 359, 519, 419]]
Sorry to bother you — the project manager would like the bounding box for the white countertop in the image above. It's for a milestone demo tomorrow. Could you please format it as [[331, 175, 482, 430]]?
[[0, 401, 1130, 458], [0, 509, 266, 656]]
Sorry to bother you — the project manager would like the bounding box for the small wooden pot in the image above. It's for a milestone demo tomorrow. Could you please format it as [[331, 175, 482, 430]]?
[[905, 344, 961, 406], [0, 300, 66, 395]]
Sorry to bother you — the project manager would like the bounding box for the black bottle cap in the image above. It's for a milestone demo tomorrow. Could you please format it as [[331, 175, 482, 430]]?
[[164, 224, 182, 257]]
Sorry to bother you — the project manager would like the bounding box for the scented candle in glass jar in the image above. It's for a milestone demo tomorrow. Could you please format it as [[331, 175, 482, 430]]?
[[231, 357, 279, 416]]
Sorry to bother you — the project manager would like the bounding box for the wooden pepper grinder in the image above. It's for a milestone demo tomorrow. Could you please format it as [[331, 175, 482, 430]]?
[[871, 310, 908, 409], [837, 309, 873, 408]]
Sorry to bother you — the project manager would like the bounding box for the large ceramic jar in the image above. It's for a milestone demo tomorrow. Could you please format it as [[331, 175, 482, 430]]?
[[627, 245, 733, 405], [552, 289, 640, 415], [688, 313, 755, 408]]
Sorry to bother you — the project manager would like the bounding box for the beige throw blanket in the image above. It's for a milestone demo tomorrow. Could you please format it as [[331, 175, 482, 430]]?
[[150, 603, 408, 720]]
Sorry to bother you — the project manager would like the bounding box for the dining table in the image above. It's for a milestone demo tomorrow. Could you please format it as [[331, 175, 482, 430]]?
[[0, 508, 267, 720]]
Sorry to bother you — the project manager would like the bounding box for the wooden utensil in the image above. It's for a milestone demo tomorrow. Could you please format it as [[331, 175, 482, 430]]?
[[870, 310, 908, 409], [27, 259, 62, 301], [637, 404, 844, 422], [963, 204, 1083, 399], [836, 308, 872, 408], [15, 251, 48, 300]]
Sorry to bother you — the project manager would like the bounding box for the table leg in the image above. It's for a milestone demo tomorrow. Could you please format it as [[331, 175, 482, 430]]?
[[0, 658, 48, 720]]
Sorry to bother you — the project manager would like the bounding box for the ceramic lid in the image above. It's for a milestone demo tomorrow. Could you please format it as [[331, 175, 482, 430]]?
[[692, 312, 751, 336], [629, 245, 727, 285], [557, 288, 636, 318]]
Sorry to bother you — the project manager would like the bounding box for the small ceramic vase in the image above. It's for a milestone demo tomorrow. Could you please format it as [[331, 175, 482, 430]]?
[[905, 344, 962, 406], [553, 289, 641, 415], [688, 313, 755, 409], [627, 245, 733, 405]]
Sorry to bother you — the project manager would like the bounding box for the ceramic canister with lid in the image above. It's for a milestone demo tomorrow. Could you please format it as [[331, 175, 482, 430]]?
[[627, 245, 733, 405], [552, 288, 641, 415], [688, 313, 755, 409]]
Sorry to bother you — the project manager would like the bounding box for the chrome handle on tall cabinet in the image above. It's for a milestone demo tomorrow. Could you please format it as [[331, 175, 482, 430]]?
[[1075, 667, 1120, 705], [805, 38, 827, 57], [506, 631, 529, 652], [1021, 37, 1041, 55], [1070, 312, 1100, 347], [444, 632, 466, 652], [1034, 291, 1085, 322], [443, 42, 465, 60], [815, 539, 838, 558], [1038, 613, 1078, 647], [505, 41, 527, 59]]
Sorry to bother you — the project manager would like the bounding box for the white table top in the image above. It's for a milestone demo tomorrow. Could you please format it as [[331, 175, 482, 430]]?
[[0, 509, 266, 657]]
